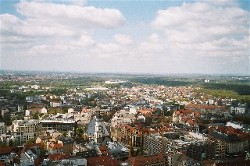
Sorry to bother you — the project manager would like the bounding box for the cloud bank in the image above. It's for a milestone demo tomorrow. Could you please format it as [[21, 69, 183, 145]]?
[[0, 0, 249, 74]]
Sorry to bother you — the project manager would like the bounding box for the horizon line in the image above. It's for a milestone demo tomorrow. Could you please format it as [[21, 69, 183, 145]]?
[[0, 69, 249, 77]]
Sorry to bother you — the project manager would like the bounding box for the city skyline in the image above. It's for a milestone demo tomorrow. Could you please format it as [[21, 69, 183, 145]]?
[[0, 0, 249, 75]]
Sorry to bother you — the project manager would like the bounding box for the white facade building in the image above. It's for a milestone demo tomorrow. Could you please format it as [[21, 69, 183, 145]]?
[[12, 119, 39, 143], [86, 116, 109, 143], [50, 101, 62, 107]]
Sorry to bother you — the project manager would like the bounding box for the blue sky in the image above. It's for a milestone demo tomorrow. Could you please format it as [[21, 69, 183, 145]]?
[[0, 0, 249, 74], [1, 0, 249, 19]]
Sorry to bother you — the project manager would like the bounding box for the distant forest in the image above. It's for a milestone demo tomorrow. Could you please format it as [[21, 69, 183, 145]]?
[[129, 77, 250, 95], [202, 83, 250, 95], [129, 77, 192, 86]]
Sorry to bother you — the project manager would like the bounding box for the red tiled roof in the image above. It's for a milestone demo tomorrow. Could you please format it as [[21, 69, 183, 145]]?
[[175, 110, 181, 115], [181, 117, 189, 123], [99, 145, 108, 155], [48, 153, 70, 161], [99, 145, 108, 151], [28, 108, 41, 112], [209, 126, 250, 140], [180, 109, 193, 114], [137, 109, 152, 115], [215, 159, 250, 166], [49, 142, 63, 149], [87, 156, 120, 166], [82, 108, 92, 113], [194, 112, 201, 117], [0, 146, 13, 155], [0, 161, 5, 166], [186, 119, 197, 126], [175, 109, 194, 116], [24, 143, 42, 151], [128, 153, 164, 166], [175, 109, 201, 119], [123, 125, 137, 133]]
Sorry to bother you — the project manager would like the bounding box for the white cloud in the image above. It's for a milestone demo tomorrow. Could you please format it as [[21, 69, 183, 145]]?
[[16, 1, 125, 29], [1, 1, 125, 42], [1, 1, 249, 74], [148, 33, 161, 43], [199, 0, 240, 7], [113, 34, 133, 45], [152, 1, 249, 60], [70, 35, 96, 47], [71, 0, 87, 7], [91, 42, 132, 58], [0, 1, 125, 56]]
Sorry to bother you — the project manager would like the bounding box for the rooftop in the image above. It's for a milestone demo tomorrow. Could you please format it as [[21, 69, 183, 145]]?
[[128, 153, 164, 166]]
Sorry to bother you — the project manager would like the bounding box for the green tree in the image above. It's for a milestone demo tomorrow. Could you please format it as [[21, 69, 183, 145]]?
[[40, 149, 48, 156], [76, 128, 84, 137], [101, 114, 110, 122], [0, 141, 7, 147], [9, 139, 14, 146], [33, 112, 40, 119], [3, 113, 12, 126], [25, 138, 36, 145], [8, 139, 19, 146], [145, 116, 153, 126], [62, 131, 67, 137], [13, 139, 20, 146]]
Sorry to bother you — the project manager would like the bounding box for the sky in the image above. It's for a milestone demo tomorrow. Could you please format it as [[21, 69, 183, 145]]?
[[0, 0, 249, 75]]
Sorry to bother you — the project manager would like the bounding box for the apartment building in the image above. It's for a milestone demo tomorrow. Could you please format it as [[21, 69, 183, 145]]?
[[186, 141, 222, 161], [40, 120, 76, 133], [143, 134, 168, 155], [187, 141, 208, 160], [209, 126, 250, 157], [86, 115, 109, 143], [0, 122, 7, 135], [12, 119, 39, 143], [61, 137, 74, 155]]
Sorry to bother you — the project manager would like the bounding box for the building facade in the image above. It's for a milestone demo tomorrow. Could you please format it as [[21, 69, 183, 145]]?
[[12, 119, 39, 144]]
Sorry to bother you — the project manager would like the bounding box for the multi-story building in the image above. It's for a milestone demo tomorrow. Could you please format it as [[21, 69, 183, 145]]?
[[186, 140, 222, 160], [50, 101, 62, 108], [187, 141, 207, 160], [167, 152, 201, 166], [111, 124, 146, 157], [86, 115, 109, 143], [40, 112, 91, 134], [209, 126, 250, 158], [12, 119, 39, 144], [143, 134, 168, 155], [167, 153, 182, 166], [226, 140, 246, 155], [209, 140, 226, 159], [0, 122, 7, 135], [61, 137, 74, 155], [40, 120, 76, 133]]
